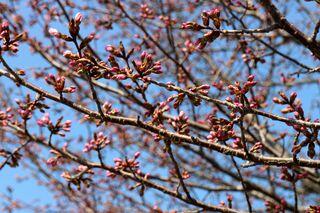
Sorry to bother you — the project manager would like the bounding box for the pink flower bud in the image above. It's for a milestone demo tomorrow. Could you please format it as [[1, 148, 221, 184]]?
[[37, 119, 45, 126], [63, 50, 73, 58], [88, 33, 95, 40], [64, 120, 72, 125], [247, 75, 255, 82], [114, 158, 122, 163], [290, 92, 297, 103], [114, 74, 127, 80], [134, 152, 141, 159], [110, 67, 120, 72], [105, 45, 114, 52], [66, 86, 76, 93], [74, 12, 83, 24], [48, 28, 59, 37], [179, 111, 185, 118], [1, 21, 9, 29], [140, 51, 147, 60]]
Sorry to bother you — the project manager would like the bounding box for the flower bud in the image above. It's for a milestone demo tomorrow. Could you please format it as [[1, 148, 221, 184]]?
[[48, 28, 60, 37], [134, 152, 141, 159], [74, 12, 83, 25], [289, 92, 297, 104]]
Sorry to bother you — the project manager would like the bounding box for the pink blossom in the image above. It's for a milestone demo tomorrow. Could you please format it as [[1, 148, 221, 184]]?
[[48, 28, 59, 37], [74, 12, 83, 24]]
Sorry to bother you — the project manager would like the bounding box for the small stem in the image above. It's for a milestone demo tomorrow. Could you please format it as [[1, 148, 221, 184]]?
[[166, 141, 193, 201], [0, 53, 22, 85], [97, 148, 105, 167], [73, 38, 107, 122], [292, 173, 298, 213]]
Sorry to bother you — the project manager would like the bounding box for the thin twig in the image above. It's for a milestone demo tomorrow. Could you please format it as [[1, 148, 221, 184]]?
[[166, 141, 193, 201]]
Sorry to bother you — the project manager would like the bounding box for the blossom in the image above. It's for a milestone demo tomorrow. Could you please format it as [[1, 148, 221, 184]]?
[[74, 12, 83, 24], [48, 28, 59, 37]]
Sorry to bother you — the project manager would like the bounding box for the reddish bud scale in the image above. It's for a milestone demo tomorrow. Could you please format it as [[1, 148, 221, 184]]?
[[181, 22, 204, 31]]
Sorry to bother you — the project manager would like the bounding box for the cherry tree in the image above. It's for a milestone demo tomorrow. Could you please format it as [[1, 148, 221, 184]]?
[[0, 0, 320, 212]]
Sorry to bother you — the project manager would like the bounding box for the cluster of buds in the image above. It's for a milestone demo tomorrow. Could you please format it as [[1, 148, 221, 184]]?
[[102, 102, 119, 116], [207, 117, 235, 142], [105, 43, 136, 80], [272, 91, 318, 158], [292, 135, 317, 159], [37, 113, 72, 137], [172, 84, 210, 108], [169, 111, 189, 135], [180, 22, 205, 31], [169, 169, 190, 180], [232, 137, 243, 149], [159, 15, 177, 27], [69, 12, 83, 38], [113, 152, 141, 173], [83, 132, 111, 152], [280, 73, 295, 85], [242, 47, 266, 68], [140, 4, 155, 19], [201, 8, 221, 29], [105, 45, 162, 81], [67, 50, 102, 77], [152, 124, 166, 143], [0, 107, 13, 126], [49, 13, 94, 51], [182, 39, 196, 54], [212, 80, 225, 91], [273, 92, 303, 118], [16, 95, 49, 120], [225, 75, 257, 110], [103, 55, 128, 80], [194, 30, 220, 49], [0, 21, 23, 53], [181, 8, 221, 30], [17, 107, 31, 120], [105, 42, 135, 60], [0, 21, 10, 44], [280, 167, 308, 183], [46, 149, 63, 167], [265, 199, 286, 213], [228, 75, 257, 97], [246, 90, 268, 109], [104, 55, 128, 80], [239, 41, 265, 68], [249, 142, 263, 153], [173, 93, 185, 108], [45, 74, 76, 94], [50, 29, 94, 52], [105, 45, 123, 58], [181, 8, 221, 49], [151, 99, 171, 124], [226, 96, 245, 112], [189, 84, 210, 95], [132, 51, 162, 77], [76, 165, 93, 174]]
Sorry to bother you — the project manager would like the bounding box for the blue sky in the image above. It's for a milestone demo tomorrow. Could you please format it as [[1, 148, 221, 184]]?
[[1, 0, 320, 211]]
